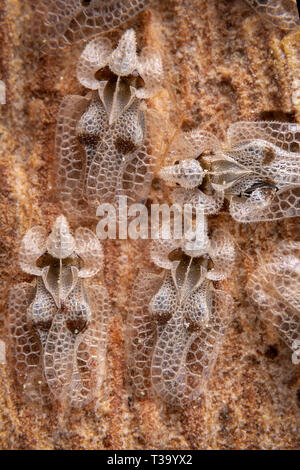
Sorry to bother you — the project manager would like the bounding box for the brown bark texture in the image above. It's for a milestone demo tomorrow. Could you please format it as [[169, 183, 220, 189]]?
[[0, 0, 300, 450]]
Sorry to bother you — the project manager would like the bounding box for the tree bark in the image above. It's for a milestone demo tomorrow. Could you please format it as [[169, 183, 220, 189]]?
[[0, 0, 299, 450]]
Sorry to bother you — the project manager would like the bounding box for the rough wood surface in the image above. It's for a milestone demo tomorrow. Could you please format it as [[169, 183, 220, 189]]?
[[0, 0, 299, 449]]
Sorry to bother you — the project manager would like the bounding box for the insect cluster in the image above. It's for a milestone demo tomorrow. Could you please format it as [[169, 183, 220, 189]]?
[[6, 1, 300, 409]]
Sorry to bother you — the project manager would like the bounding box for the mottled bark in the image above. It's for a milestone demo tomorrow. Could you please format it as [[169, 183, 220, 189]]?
[[0, 0, 299, 450]]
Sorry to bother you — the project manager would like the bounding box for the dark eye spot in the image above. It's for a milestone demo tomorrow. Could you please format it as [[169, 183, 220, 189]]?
[[81, 0, 91, 6], [174, 161, 180, 165]]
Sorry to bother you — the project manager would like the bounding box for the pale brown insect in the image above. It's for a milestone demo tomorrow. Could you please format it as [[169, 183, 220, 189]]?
[[7, 216, 110, 407]]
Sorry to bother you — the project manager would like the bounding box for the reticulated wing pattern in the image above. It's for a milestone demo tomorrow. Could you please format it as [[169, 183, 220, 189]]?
[[77, 284, 111, 402], [150, 280, 232, 405], [184, 289, 232, 393], [208, 230, 235, 280], [171, 187, 224, 215], [9, 216, 110, 407], [116, 108, 155, 204], [19, 226, 47, 276], [85, 100, 149, 206], [247, 241, 300, 354], [41, 279, 110, 406], [136, 47, 164, 99], [75, 227, 104, 278], [43, 311, 79, 403], [229, 186, 300, 222], [76, 37, 113, 90], [245, 0, 300, 30], [120, 147, 153, 204], [168, 128, 221, 163], [7, 282, 49, 404], [55, 95, 91, 215], [150, 239, 179, 270], [227, 121, 300, 154], [226, 121, 300, 187], [34, 0, 153, 51], [126, 271, 164, 398]]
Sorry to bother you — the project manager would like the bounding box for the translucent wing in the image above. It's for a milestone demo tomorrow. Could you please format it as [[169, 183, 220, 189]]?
[[229, 186, 300, 222], [42, 279, 109, 407], [245, 0, 300, 30], [76, 37, 113, 90], [75, 227, 104, 278], [227, 121, 300, 153], [171, 188, 224, 215], [208, 230, 235, 281], [68, 284, 111, 405], [7, 282, 49, 404], [168, 129, 220, 163], [38, 0, 80, 29], [151, 288, 232, 405], [34, 0, 153, 51], [43, 311, 79, 403], [150, 308, 190, 405], [248, 241, 300, 352], [19, 226, 47, 276], [123, 109, 165, 199], [85, 100, 146, 206], [86, 139, 124, 206], [120, 147, 153, 204], [150, 239, 179, 270], [126, 271, 164, 398], [225, 122, 300, 188], [55, 94, 91, 215], [119, 110, 155, 204], [80, 284, 111, 401], [136, 46, 164, 99], [184, 289, 232, 394]]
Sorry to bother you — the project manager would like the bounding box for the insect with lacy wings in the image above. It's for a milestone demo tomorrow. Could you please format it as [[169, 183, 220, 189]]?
[[248, 240, 300, 364], [7, 216, 109, 407], [158, 121, 300, 222], [55, 29, 163, 218], [127, 223, 235, 405]]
